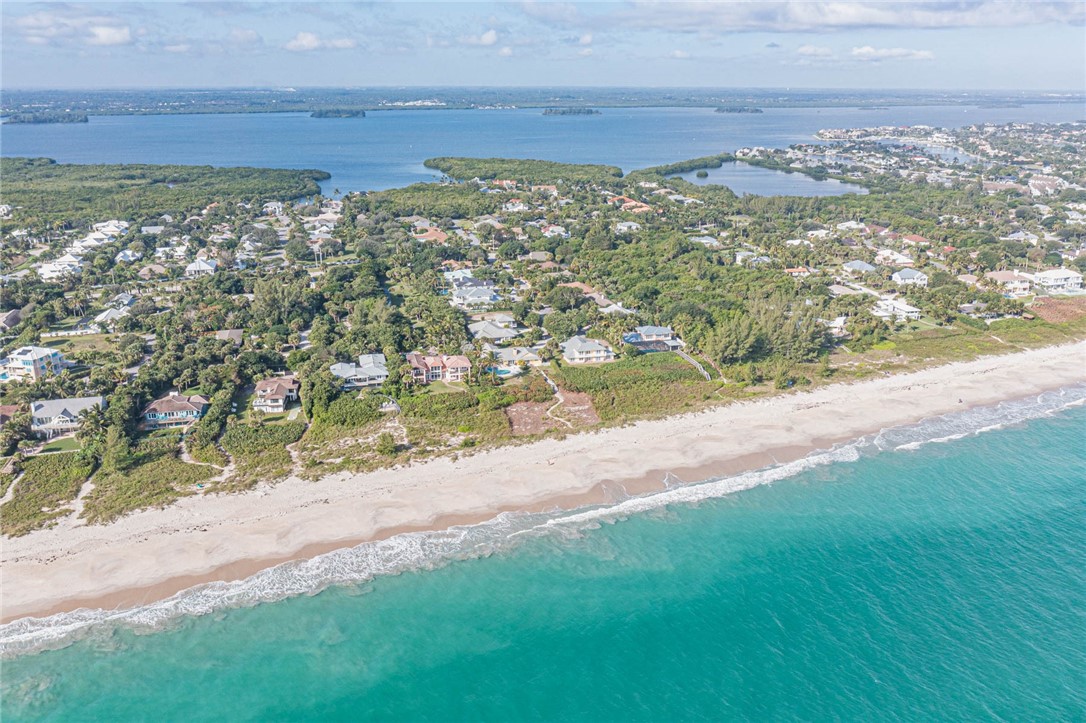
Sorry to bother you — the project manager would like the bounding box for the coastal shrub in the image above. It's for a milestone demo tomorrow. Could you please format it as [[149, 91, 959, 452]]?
[[1, 451, 97, 537], [314, 396, 382, 429], [423, 157, 623, 185], [217, 421, 308, 490], [81, 444, 214, 524]]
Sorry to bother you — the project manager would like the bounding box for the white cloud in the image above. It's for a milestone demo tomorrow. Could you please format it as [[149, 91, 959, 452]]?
[[578, 47, 594, 57], [12, 9, 133, 47], [229, 28, 262, 46], [498, 45, 514, 57], [797, 44, 833, 58], [86, 25, 133, 46], [851, 45, 934, 61], [527, 1, 1083, 33], [163, 43, 191, 54], [462, 29, 499, 46], [579, 33, 593, 45], [284, 31, 322, 51], [283, 31, 355, 52], [670, 49, 690, 59]]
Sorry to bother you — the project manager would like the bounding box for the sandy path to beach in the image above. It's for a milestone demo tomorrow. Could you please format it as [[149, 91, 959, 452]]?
[[3, 342, 1084, 622]]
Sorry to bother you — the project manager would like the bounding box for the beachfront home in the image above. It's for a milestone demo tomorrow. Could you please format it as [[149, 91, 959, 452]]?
[[984, 270, 1032, 296], [622, 325, 683, 352], [252, 376, 300, 414], [560, 336, 616, 364], [141, 392, 210, 430], [0, 346, 67, 384], [1032, 268, 1083, 294], [892, 268, 929, 287], [483, 344, 541, 373], [330, 353, 389, 390], [30, 396, 106, 439], [872, 299, 921, 322], [405, 352, 471, 384]]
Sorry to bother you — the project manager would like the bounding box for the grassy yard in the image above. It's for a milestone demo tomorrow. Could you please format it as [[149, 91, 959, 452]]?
[[1, 451, 96, 537], [39, 436, 82, 453]]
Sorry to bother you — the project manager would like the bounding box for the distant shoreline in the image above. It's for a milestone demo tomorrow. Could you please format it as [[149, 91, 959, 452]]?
[[3, 342, 1083, 626]]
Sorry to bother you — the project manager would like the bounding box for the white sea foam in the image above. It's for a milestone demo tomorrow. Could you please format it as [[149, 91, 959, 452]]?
[[3, 383, 1084, 658]]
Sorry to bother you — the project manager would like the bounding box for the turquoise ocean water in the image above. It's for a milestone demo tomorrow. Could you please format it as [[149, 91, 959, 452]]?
[[2, 387, 1084, 721]]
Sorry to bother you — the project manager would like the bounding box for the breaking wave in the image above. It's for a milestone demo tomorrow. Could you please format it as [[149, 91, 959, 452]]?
[[3, 383, 1083, 658]]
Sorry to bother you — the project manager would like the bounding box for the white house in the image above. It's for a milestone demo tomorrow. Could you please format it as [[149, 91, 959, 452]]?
[[30, 396, 105, 438], [1031, 268, 1083, 294], [984, 270, 1032, 297], [185, 258, 219, 277], [615, 221, 641, 234], [330, 353, 389, 390], [892, 268, 929, 287], [560, 335, 615, 364], [872, 299, 921, 322], [0, 346, 67, 384]]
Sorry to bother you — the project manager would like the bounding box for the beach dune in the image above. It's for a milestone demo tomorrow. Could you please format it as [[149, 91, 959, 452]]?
[[3, 342, 1084, 623]]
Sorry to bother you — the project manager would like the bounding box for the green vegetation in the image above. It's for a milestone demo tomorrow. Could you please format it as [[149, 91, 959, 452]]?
[[219, 421, 307, 490], [3, 111, 88, 124], [424, 157, 623, 184], [311, 109, 366, 119], [1, 452, 96, 537], [549, 353, 721, 422], [542, 108, 601, 116], [39, 437, 82, 453], [1, 158, 330, 224], [631, 153, 736, 178], [81, 439, 214, 524]]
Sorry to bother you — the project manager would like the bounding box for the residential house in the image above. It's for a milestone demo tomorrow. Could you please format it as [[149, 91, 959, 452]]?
[[115, 249, 143, 263], [330, 353, 389, 390], [615, 221, 641, 234], [984, 270, 1032, 297], [0, 346, 66, 384], [138, 264, 168, 280], [252, 376, 300, 414], [622, 325, 683, 352], [560, 335, 616, 364], [94, 306, 130, 330], [406, 353, 471, 384], [30, 396, 106, 439], [872, 299, 921, 322], [0, 309, 22, 331], [892, 268, 929, 287], [185, 258, 219, 277], [843, 260, 876, 275], [483, 344, 540, 372], [1032, 268, 1084, 294], [468, 320, 521, 342], [141, 392, 210, 430]]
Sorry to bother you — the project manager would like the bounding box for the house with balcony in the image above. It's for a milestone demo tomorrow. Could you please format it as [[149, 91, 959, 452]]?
[[252, 376, 300, 414], [0, 346, 67, 384], [141, 392, 210, 430], [1032, 268, 1083, 294], [622, 325, 683, 352], [891, 268, 929, 287], [406, 353, 471, 384], [560, 335, 616, 364], [330, 353, 389, 390], [30, 396, 106, 439]]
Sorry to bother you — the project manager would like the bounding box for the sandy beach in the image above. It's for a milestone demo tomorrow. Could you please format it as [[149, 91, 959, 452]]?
[[3, 342, 1084, 623]]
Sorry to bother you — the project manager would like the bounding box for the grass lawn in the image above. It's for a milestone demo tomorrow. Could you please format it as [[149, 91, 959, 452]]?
[[426, 380, 469, 394], [39, 436, 81, 453]]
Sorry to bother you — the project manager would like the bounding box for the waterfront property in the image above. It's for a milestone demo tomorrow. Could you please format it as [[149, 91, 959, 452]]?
[[561, 335, 616, 364], [0, 346, 67, 384], [252, 376, 300, 414], [872, 298, 922, 322], [141, 392, 210, 430], [1032, 268, 1084, 293], [30, 396, 106, 438], [406, 352, 471, 384], [330, 354, 389, 390], [622, 325, 683, 352]]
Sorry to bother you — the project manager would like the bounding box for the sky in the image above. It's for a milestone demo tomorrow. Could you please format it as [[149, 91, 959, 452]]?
[[2, 1, 1084, 90]]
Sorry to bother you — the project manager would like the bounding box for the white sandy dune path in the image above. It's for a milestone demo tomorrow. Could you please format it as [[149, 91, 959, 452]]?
[[3, 342, 1084, 620]]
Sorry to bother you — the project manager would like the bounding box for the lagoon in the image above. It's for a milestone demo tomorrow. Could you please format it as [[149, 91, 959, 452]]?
[[2, 102, 1082, 196]]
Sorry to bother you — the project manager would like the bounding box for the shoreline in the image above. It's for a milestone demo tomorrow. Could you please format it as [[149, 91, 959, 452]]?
[[3, 343, 1084, 624]]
